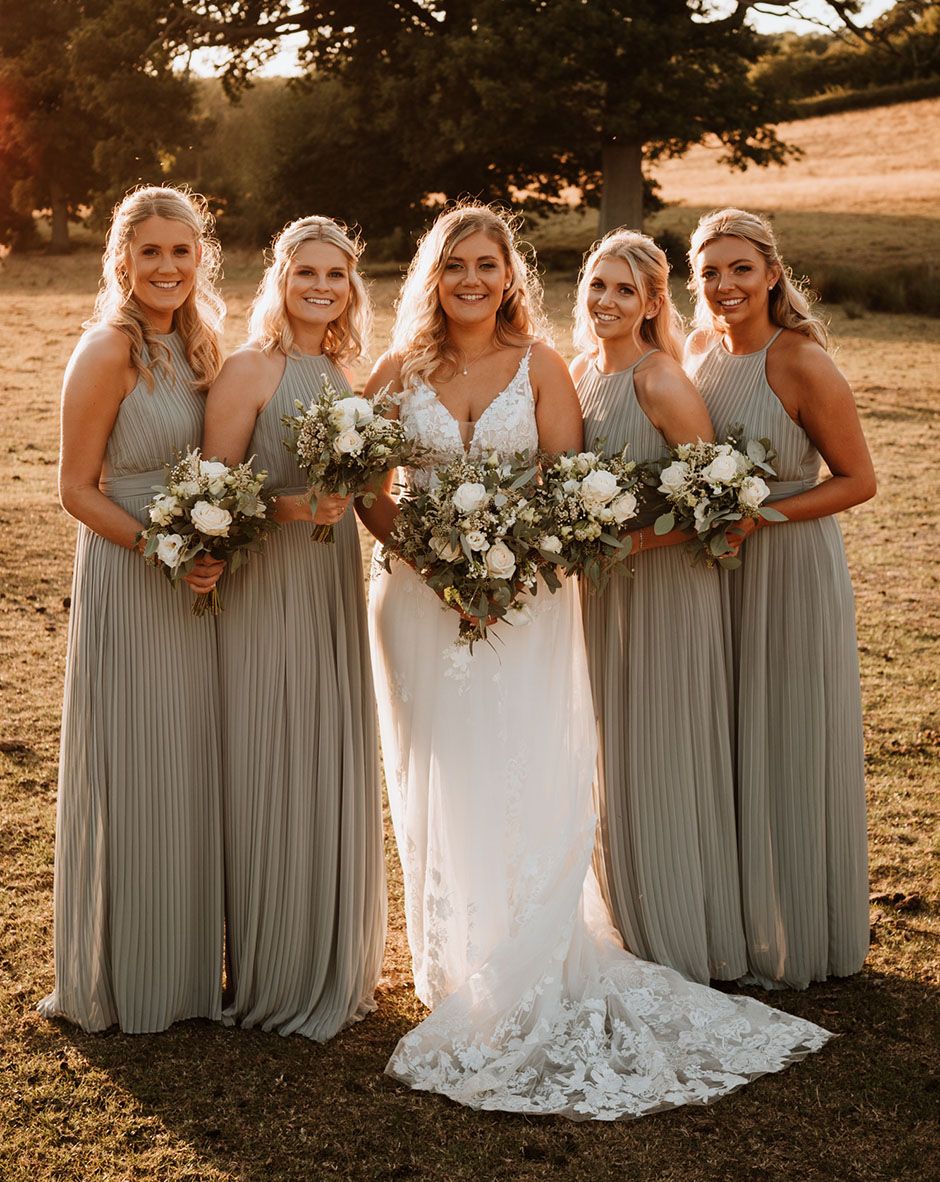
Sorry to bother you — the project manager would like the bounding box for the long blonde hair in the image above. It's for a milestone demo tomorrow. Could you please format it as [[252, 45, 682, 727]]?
[[391, 203, 548, 391], [573, 228, 685, 363], [247, 216, 372, 365], [689, 207, 830, 350], [88, 185, 225, 392]]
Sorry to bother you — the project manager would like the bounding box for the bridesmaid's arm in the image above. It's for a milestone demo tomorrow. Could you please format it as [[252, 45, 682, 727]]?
[[355, 352, 404, 545], [59, 327, 145, 550], [531, 344, 583, 453]]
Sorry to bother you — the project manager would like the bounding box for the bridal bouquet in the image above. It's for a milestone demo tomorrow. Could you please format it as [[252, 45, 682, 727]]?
[[648, 427, 786, 569], [282, 378, 419, 543], [536, 448, 644, 591], [138, 449, 276, 616], [383, 450, 550, 648]]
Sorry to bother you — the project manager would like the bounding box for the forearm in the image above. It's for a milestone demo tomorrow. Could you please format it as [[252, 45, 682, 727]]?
[[760, 472, 876, 526], [628, 523, 694, 556], [60, 484, 146, 550], [272, 493, 314, 525], [355, 488, 399, 545]]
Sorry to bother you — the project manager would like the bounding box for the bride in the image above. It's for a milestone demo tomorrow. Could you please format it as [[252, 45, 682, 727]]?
[[359, 204, 830, 1120]]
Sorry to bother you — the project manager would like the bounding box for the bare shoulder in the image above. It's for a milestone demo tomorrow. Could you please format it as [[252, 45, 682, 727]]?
[[569, 351, 593, 385], [62, 325, 134, 403], [218, 343, 282, 381], [769, 330, 845, 392], [528, 340, 572, 384], [368, 350, 405, 388], [68, 324, 132, 372], [684, 327, 717, 360]]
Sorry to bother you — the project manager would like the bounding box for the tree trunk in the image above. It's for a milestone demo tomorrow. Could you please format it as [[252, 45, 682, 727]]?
[[599, 138, 644, 235], [48, 177, 70, 253]]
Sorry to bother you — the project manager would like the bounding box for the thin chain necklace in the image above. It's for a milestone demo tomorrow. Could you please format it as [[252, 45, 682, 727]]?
[[457, 343, 495, 376]]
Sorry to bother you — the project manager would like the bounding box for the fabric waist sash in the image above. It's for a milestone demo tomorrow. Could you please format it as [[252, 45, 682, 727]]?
[[764, 478, 816, 502], [100, 468, 167, 499]]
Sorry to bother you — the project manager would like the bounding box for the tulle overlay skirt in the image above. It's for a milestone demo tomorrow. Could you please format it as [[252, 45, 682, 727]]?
[[368, 556, 831, 1120]]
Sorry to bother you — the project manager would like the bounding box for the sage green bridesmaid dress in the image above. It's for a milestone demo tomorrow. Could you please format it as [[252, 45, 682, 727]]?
[[39, 333, 224, 1032], [217, 353, 385, 1041], [577, 354, 747, 985], [689, 329, 868, 989]]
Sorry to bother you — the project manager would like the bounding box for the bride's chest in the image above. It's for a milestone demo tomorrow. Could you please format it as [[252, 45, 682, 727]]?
[[401, 381, 538, 461]]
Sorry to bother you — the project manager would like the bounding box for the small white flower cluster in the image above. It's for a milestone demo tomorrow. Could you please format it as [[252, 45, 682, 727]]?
[[538, 448, 644, 591], [282, 378, 420, 541], [651, 428, 783, 568], [138, 449, 275, 615], [386, 450, 552, 648]]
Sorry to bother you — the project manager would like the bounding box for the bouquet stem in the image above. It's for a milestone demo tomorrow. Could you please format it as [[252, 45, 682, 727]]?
[[192, 586, 223, 617], [310, 523, 336, 544]]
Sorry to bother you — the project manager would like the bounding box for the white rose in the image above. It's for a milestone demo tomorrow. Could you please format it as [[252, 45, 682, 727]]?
[[330, 395, 373, 429], [739, 475, 770, 509], [484, 540, 516, 579], [658, 461, 689, 496], [175, 479, 200, 498], [452, 482, 489, 514], [693, 499, 710, 527], [539, 534, 562, 554], [579, 468, 620, 506], [429, 534, 461, 563], [191, 500, 233, 537], [574, 451, 597, 474], [199, 459, 229, 480], [333, 427, 364, 455], [156, 533, 186, 569], [149, 494, 180, 526], [702, 453, 739, 484], [463, 529, 489, 551], [562, 478, 581, 495], [611, 492, 638, 524]]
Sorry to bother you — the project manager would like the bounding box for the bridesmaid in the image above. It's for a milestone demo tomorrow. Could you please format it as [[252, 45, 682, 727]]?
[[203, 216, 385, 1040], [686, 207, 875, 989], [40, 185, 226, 1032], [573, 229, 747, 985]]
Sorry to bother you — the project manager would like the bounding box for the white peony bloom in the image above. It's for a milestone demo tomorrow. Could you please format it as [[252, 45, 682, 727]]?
[[333, 427, 364, 455], [539, 534, 563, 554], [611, 492, 638, 523], [658, 461, 689, 496], [191, 500, 233, 536], [702, 452, 739, 484], [156, 533, 186, 569], [739, 475, 770, 509], [330, 395, 373, 430], [484, 540, 516, 578], [199, 459, 229, 480], [149, 494, 180, 526], [580, 468, 620, 506], [463, 529, 489, 551], [452, 481, 489, 514], [429, 534, 461, 563]]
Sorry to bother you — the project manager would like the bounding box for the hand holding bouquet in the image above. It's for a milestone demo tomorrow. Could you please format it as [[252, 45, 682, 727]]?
[[536, 448, 644, 591], [138, 449, 276, 615], [383, 450, 551, 649], [282, 377, 420, 543], [649, 426, 786, 569]]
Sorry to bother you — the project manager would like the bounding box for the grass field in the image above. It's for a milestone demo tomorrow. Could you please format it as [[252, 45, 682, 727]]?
[[1, 191, 939, 1178]]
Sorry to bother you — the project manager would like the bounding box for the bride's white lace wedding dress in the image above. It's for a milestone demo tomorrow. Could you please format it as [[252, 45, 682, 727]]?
[[368, 351, 830, 1120]]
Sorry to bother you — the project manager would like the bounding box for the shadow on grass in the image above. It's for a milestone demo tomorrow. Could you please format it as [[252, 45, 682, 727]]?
[[34, 968, 939, 1182]]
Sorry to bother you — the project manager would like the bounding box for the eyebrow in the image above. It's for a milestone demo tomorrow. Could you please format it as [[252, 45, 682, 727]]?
[[447, 254, 500, 263], [703, 258, 753, 267]]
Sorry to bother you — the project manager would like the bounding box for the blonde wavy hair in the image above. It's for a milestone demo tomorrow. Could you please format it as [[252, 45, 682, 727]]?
[[88, 184, 225, 393], [689, 207, 830, 350], [247, 216, 372, 365], [391, 202, 549, 391], [573, 228, 685, 364]]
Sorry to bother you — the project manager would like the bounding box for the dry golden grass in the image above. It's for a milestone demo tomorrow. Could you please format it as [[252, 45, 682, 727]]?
[[535, 97, 940, 273], [0, 251, 938, 1182]]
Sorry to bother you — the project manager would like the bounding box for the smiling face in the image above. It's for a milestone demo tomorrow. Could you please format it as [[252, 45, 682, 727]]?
[[694, 235, 781, 329], [585, 255, 658, 345], [284, 240, 351, 336], [437, 230, 510, 328], [124, 215, 199, 331]]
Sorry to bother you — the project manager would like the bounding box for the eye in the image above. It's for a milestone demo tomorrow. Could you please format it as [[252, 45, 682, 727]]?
[[735, 264, 753, 274], [173, 246, 191, 255], [618, 286, 635, 296], [444, 260, 463, 271], [328, 270, 345, 280], [588, 279, 603, 291]]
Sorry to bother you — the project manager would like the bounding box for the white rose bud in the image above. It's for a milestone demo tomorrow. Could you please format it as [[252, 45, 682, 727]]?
[[333, 427, 364, 455], [539, 534, 563, 554], [330, 395, 373, 430], [658, 461, 690, 496], [429, 534, 461, 563], [610, 492, 638, 524], [452, 481, 489, 514], [702, 453, 739, 484], [739, 475, 770, 509], [191, 500, 233, 537], [562, 478, 581, 495], [156, 533, 186, 569], [579, 468, 620, 506], [199, 459, 229, 480], [463, 529, 489, 551], [575, 451, 597, 474], [149, 494, 180, 526], [484, 540, 516, 579]]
